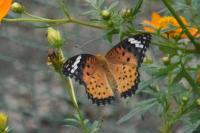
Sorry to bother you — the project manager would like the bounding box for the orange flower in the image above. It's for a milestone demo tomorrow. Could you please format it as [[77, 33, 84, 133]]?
[[0, 0, 12, 21], [143, 12, 200, 39]]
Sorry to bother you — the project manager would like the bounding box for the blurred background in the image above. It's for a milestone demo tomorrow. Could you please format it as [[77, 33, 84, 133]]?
[[0, 0, 163, 133]]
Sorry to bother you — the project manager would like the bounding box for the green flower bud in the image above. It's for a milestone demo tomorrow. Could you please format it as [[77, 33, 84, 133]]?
[[47, 28, 63, 48], [162, 55, 170, 65], [196, 98, 200, 106], [101, 10, 111, 20], [143, 56, 153, 64], [121, 8, 132, 18], [181, 96, 188, 105], [0, 112, 8, 132], [11, 2, 24, 14]]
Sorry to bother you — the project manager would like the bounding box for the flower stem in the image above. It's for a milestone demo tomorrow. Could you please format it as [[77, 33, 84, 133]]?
[[59, 74, 88, 133], [161, 0, 200, 51], [56, 48, 88, 133], [3, 16, 107, 29], [3, 17, 69, 23], [161, 122, 173, 133], [70, 17, 107, 29], [151, 41, 197, 53]]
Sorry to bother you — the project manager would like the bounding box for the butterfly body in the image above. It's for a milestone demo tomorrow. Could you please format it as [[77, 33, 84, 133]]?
[[63, 33, 152, 105], [95, 54, 118, 90]]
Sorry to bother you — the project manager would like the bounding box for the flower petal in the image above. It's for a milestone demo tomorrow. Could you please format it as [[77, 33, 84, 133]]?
[[0, 0, 12, 21], [152, 12, 161, 22]]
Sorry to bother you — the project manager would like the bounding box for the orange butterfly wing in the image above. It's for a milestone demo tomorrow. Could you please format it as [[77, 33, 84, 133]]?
[[106, 33, 151, 98], [63, 54, 114, 105], [106, 46, 139, 98]]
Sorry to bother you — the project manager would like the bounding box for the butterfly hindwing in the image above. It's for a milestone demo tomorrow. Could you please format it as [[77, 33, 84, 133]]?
[[63, 54, 114, 105], [106, 33, 151, 98]]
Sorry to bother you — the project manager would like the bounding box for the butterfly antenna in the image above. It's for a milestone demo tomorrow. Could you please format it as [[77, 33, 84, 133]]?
[[73, 33, 108, 53]]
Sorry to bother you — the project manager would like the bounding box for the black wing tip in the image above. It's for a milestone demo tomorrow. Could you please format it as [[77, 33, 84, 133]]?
[[135, 32, 152, 39]]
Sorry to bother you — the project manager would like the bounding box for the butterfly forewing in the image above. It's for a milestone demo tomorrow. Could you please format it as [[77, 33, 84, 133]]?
[[106, 33, 151, 98], [63, 54, 114, 105]]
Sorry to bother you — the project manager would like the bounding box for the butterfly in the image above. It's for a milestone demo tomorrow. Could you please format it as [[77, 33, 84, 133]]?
[[62, 33, 152, 105]]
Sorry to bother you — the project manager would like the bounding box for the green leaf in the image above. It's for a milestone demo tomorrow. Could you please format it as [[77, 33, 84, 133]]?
[[97, 0, 105, 8], [64, 117, 80, 128], [86, 0, 98, 9], [108, 1, 119, 10], [182, 70, 200, 95], [142, 63, 179, 77], [82, 10, 97, 16], [105, 30, 114, 43], [183, 71, 196, 88], [89, 121, 101, 133], [182, 113, 200, 133], [132, 0, 143, 16], [137, 77, 162, 94], [172, 70, 184, 84], [117, 98, 158, 124]]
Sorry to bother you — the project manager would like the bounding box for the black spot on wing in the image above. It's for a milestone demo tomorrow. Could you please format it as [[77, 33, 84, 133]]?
[[121, 68, 140, 98]]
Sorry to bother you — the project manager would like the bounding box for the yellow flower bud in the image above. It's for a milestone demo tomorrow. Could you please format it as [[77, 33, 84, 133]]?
[[101, 10, 111, 20], [47, 28, 63, 48], [162, 55, 170, 65], [0, 112, 8, 132], [121, 8, 132, 18], [11, 2, 24, 14]]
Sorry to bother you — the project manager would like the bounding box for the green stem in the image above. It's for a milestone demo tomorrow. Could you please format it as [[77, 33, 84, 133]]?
[[70, 17, 107, 29], [3, 18, 69, 23], [24, 11, 48, 20], [56, 0, 71, 19], [161, 0, 200, 51], [3, 17, 107, 29], [60, 74, 88, 133], [57, 48, 88, 133], [161, 122, 173, 133], [151, 41, 197, 53]]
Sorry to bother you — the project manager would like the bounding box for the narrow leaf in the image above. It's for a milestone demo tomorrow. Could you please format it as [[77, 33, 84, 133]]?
[[172, 70, 184, 84], [117, 98, 157, 124], [108, 1, 119, 10], [64, 118, 80, 128], [132, 0, 143, 16]]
